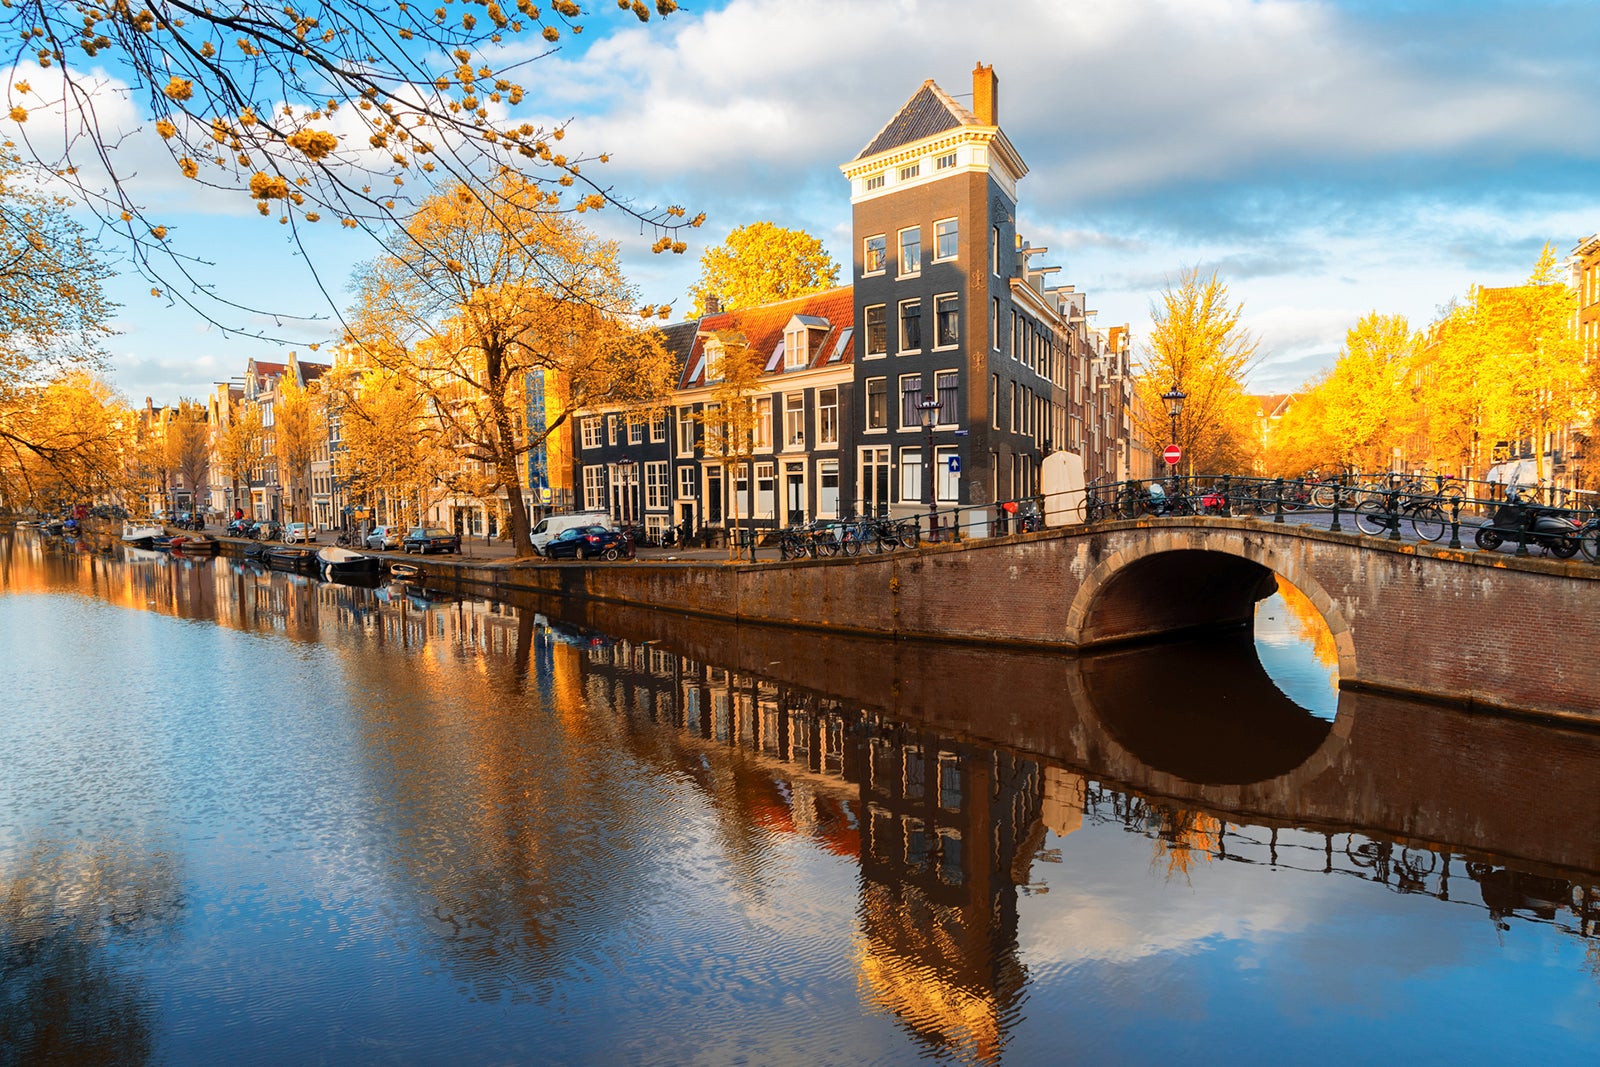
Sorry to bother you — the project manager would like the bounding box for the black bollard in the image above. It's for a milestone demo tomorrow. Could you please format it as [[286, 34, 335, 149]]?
[[1273, 478, 1285, 524], [1329, 490, 1342, 533], [1448, 497, 1462, 549], [1386, 491, 1401, 541]]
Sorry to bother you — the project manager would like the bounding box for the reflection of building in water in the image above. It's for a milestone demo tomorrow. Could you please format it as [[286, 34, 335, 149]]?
[[569, 631, 1043, 1064]]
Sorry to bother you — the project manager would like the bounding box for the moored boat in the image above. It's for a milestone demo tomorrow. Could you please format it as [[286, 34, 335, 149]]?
[[172, 535, 220, 554], [265, 545, 316, 571], [388, 561, 423, 581], [317, 545, 381, 578], [121, 520, 164, 546]]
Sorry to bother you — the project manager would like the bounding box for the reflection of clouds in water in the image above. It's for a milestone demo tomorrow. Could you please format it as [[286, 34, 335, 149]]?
[[1255, 579, 1339, 719]]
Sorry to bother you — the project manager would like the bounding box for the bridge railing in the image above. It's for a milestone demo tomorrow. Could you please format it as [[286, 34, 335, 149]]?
[[929, 471, 1600, 564]]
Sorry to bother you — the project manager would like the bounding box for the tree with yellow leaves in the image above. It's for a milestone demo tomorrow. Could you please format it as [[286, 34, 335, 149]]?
[[0, 372, 125, 509], [214, 401, 263, 515], [324, 361, 443, 528], [1135, 270, 1260, 474], [2, 2, 700, 335], [271, 369, 326, 525], [689, 222, 840, 315], [694, 330, 766, 560], [348, 176, 675, 556], [164, 399, 211, 513]]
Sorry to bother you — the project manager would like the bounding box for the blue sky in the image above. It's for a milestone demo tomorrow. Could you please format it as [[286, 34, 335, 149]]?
[[32, 0, 1600, 404]]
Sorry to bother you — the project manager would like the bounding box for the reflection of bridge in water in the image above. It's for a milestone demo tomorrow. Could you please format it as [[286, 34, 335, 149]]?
[[496, 516, 1600, 723]]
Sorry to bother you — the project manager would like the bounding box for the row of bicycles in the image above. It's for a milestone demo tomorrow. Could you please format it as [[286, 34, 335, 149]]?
[[776, 516, 922, 559]]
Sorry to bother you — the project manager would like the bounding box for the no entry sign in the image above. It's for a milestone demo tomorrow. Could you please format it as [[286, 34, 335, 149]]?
[[1163, 444, 1182, 465]]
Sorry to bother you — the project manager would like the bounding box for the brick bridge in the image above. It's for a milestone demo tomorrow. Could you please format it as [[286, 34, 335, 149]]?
[[473, 516, 1600, 724]]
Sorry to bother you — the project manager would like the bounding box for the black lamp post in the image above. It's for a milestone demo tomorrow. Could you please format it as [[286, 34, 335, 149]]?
[[618, 457, 636, 528], [1162, 384, 1186, 482], [919, 390, 943, 541]]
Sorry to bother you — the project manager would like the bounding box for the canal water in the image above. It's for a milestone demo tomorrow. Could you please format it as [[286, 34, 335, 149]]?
[[2, 530, 1598, 1065]]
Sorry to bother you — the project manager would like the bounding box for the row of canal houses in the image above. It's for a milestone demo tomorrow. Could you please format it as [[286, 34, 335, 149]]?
[[199, 66, 1141, 543], [576, 65, 1139, 544]]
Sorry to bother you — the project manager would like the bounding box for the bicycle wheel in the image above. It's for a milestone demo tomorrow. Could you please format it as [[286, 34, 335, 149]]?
[[815, 534, 840, 558], [840, 531, 861, 557], [1580, 526, 1600, 562], [1354, 500, 1391, 536], [1409, 504, 1446, 543], [1310, 483, 1337, 508]]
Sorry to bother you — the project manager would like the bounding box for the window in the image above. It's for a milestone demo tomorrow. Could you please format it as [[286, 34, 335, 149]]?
[[992, 225, 1001, 276], [991, 374, 1001, 429], [677, 465, 696, 499], [753, 397, 772, 451], [901, 447, 923, 502], [991, 297, 1001, 351], [899, 374, 925, 427], [936, 370, 958, 425], [582, 466, 606, 511], [818, 459, 839, 518], [703, 338, 723, 382], [934, 294, 959, 348], [934, 218, 958, 261], [817, 387, 838, 445], [899, 163, 920, 181], [865, 304, 887, 357], [581, 417, 602, 449], [645, 461, 669, 510], [860, 446, 891, 515], [629, 416, 645, 445], [651, 412, 667, 442], [784, 327, 807, 370], [864, 234, 886, 275], [899, 298, 922, 353], [756, 462, 776, 518], [865, 173, 885, 191], [677, 408, 696, 455], [898, 227, 921, 275], [866, 378, 887, 431], [936, 446, 959, 503], [935, 151, 956, 170], [784, 392, 805, 448]]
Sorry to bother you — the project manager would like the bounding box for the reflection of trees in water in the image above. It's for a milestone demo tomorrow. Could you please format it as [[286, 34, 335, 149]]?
[[0, 842, 184, 1066], [1270, 575, 1339, 674]]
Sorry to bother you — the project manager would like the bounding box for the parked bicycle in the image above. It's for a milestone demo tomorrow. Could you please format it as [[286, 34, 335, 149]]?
[[1352, 489, 1447, 542]]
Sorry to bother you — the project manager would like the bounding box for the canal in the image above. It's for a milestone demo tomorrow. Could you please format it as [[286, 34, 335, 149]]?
[[2, 529, 1599, 1064]]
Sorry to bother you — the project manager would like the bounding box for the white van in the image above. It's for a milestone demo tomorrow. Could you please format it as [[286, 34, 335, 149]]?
[[530, 511, 613, 555]]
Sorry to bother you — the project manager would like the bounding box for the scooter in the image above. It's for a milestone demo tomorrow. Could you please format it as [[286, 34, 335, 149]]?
[[1474, 487, 1581, 557]]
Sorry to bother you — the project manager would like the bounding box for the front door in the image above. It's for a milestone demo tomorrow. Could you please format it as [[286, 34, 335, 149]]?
[[784, 461, 806, 526]]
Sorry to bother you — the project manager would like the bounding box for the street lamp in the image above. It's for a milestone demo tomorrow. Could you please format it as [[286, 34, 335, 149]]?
[[618, 457, 636, 528], [919, 389, 943, 542], [1161, 384, 1186, 482]]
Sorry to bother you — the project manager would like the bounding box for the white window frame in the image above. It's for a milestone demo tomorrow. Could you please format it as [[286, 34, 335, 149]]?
[[677, 407, 696, 456], [628, 415, 645, 445], [645, 460, 669, 510], [817, 459, 840, 518], [650, 411, 667, 443], [898, 298, 922, 355], [934, 293, 959, 350], [898, 374, 924, 432], [864, 304, 887, 358], [784, 328, 806, 370], [753, 396, 773, 451], [935, 151, 957, 170], [865, 173, 885, 192], [582, 466, 606, 511], [934, 217, 958, 262], [936, 446, 959, 503], [935, 370, 959, 428], [676, 465, 696, 499], [581, 416, 602, 449], [865, 377, 888, 433], [863, 234, 887, 276], [900, 446, 923, 503], [898, 163, 920, 182], [898, 226, 921, 277], [817, 387, 838, 447], [783, 392, 805, 450]]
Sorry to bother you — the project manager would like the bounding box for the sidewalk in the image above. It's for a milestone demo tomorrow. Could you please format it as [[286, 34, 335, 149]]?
[[449, 532, 782, 565]]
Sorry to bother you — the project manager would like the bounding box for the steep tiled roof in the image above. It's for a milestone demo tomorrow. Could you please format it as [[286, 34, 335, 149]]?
[[681, 287, 855, 389], [657, 319, 699, 379], [855, 80, 977, 161]]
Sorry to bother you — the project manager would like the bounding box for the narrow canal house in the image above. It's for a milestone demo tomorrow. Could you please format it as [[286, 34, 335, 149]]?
[[570, 65, 1135, 542]]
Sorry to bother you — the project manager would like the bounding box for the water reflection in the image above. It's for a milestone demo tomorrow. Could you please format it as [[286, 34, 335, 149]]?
[[5, 527, 1600, 1062]]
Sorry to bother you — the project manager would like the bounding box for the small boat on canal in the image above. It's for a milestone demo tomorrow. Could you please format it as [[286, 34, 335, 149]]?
[[171, 535, 220, 554], [265, 545, 317, 572], [388, 561, 423, 581], [121, 520, 164, 546], [317, 545, 382, 579]]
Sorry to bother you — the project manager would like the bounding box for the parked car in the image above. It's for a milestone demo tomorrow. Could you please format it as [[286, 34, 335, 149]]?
[[283, 522, 318, 544], [543, 525, 633, 561], [365, 525, 403, 550], [403, 526, 462, 554], [530, 510, 613, 555]]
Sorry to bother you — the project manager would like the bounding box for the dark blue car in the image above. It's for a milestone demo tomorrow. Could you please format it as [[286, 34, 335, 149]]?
[[543, 525, 632, 561]]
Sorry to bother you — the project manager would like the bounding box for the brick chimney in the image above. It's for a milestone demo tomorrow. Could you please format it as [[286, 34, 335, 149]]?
[[973, 62, 998, 126], [704, 294, 721, 315]]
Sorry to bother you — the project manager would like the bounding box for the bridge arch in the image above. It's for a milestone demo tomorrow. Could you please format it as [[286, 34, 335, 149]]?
[[1061, 529, 1358, 683]]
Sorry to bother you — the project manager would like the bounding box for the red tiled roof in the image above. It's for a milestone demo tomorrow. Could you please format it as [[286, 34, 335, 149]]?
[[680, 286, 854, 389]]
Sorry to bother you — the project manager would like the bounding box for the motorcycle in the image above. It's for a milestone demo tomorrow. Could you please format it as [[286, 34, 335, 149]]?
[[1474, 487, 1581, 557]]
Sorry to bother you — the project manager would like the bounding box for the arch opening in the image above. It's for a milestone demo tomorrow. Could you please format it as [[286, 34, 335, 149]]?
[[1253, 575, 1340, 721]]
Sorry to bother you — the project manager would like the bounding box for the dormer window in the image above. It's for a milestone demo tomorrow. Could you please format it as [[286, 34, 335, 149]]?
[[784, 328, 807, 369], [783, 315, 830, 370], [703, 338, 724, 382]]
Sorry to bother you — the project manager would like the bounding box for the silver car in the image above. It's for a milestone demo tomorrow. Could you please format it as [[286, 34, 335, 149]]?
[[365, 525, 402, 550]]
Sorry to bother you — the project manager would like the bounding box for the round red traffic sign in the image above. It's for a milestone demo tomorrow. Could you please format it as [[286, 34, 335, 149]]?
[[1163, 444, 1182, 464]]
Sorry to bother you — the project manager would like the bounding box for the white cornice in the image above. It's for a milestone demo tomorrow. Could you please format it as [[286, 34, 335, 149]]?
[[842, 126, 1027, 205]]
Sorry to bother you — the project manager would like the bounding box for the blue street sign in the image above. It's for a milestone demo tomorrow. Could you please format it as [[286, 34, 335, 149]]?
[[947, 456, 961, 473]]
